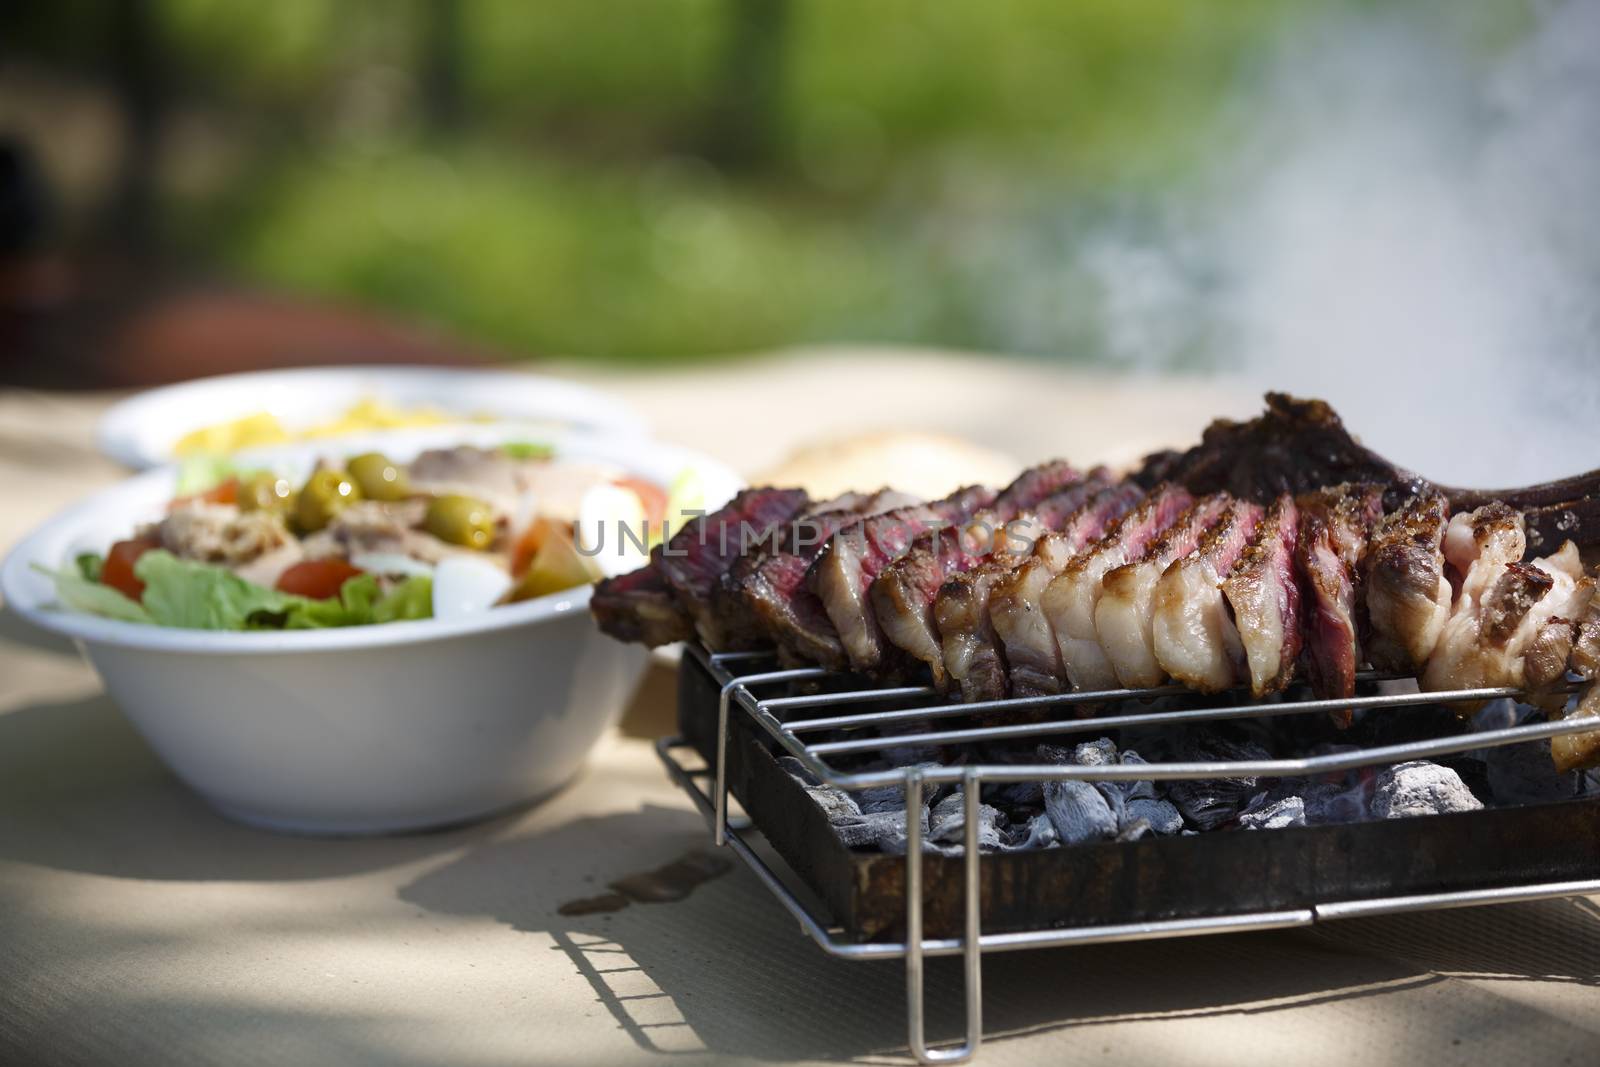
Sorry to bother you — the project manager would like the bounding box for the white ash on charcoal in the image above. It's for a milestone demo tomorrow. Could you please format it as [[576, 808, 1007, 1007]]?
[[1038, 739, 1185, 844], [927, 790, 1010, 851], [1238, 794, 1307, 830], [774, 696, 1584, 853], [1370, 761, 1483, 818]]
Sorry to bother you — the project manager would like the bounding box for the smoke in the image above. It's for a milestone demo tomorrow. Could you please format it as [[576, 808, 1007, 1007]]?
[[1076, 0, 1600, 486]]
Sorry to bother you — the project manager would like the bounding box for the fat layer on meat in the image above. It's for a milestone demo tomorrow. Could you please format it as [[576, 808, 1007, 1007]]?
[[1096, 494, 1234, 689], [989, 484, 1145, 698], [1042, 484, 1195, 692], [1364, 491, 1452, 672], [1149, 498, 1266, 693], [1220, 495, 1302, 697]]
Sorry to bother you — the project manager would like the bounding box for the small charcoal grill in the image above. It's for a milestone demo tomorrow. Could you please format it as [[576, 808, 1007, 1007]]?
[[657, 643, 1600, 1064]]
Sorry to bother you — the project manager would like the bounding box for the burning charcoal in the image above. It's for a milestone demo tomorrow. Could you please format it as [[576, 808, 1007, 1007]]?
[[1001, 813, 1060, 851], [855, 762, 944, 814], [1117, 750, 1159, 801], [1166, 734, 1274, 831], [1044, 780, 1118, 845], [1073, 738, 1119, 766], [927, 791, 1008, 851], [1239, 794, 1307, 830], [1167, 779, 1260, 831], [1299, 778, 1371, 824], [1371, 761, 1484, 819], [996, 782, 1044, 807], [1124, 796, 1184, 835], [1117, 818, 1154, 842], [834, 811, 915, 852], [804, 784, 863, 823]]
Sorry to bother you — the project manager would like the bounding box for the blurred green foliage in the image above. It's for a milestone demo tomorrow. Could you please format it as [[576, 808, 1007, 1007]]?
[[7, 0, 1517, 361]]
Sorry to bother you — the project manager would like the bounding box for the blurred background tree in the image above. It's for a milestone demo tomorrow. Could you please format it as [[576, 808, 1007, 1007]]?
[[0, 0, 1531, 367]]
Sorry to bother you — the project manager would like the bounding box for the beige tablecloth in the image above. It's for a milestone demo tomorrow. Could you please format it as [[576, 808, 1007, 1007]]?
[[3, 349, 1598, 1066]]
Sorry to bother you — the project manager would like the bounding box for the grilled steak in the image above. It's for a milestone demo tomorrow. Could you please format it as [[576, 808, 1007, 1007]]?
[[1043, 484, 1194, 692], [1096, 494, 1235, 689], [657, 487, 811, 647], [1141, 391, 1600, 551], [868, 463, 1090, 684], [1295, 483, 1384, 710], [733, 498, 914, 664], [1149, 498, 1266, 693], [922, 477, 1118, 700], [989, 484, 1145, 698], [1219, 495, 1301, 697], [1423, 505, 1591, 706], [936, 556, 1021, 702], [591, 563, 693, 647], [711, 490, 918, 650], [799, 485, 997, 671], [1364, 491, 1453, 673]]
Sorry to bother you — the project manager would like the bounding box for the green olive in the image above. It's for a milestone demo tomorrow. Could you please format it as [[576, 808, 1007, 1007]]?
[[238, 471, 295, 514], [347, 452, 408, 501], [296, 469, 362, 533], [425, 494, 495, 550]]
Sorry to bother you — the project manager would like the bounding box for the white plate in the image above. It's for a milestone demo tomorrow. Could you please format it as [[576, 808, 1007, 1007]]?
[[97, 364, 644, 469], [3, 427, 739, 834]]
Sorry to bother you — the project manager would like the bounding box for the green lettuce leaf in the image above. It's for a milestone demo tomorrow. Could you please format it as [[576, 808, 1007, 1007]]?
[[135, 550, 298, 630], [41, 550, 437, 631], [280, 573, 434, 628], [32, 562, 152, 624]]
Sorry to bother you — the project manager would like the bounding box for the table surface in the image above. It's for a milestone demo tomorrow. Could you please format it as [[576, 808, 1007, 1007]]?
[[3, 349, 1598, 1067]]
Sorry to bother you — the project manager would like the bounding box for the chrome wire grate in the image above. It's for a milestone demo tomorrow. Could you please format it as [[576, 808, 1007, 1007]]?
[[656, 644, 1600, 1065]]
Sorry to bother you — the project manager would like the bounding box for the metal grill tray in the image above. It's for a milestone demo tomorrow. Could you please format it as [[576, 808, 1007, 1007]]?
[[676, 648, 1600, 943]]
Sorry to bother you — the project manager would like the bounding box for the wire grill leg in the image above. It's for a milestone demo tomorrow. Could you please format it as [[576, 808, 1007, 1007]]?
[[904, 767, 983, 1064]]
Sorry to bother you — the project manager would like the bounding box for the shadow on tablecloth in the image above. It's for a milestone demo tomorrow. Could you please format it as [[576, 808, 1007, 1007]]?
[[0, 688, 512, 882], [399, 807, 1600, 1064]]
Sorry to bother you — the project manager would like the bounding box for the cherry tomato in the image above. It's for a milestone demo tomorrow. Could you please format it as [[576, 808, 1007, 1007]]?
[[168, 476, 240, 512], [275, 559, 365, 600], [102, 537, 160, 601], [613, 476, 668, 527]]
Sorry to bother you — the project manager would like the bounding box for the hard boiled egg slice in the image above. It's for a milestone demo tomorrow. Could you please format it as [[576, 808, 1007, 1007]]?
[[432, 556, 514, 621], [576, 484, 649, 578]]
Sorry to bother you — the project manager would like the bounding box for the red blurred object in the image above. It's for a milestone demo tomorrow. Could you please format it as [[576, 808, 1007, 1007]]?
[[275, 559, 365, 600], [102, 536, 159, 600]]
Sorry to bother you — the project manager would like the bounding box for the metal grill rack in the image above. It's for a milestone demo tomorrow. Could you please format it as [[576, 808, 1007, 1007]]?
[[655, 644, 1600, 1065]]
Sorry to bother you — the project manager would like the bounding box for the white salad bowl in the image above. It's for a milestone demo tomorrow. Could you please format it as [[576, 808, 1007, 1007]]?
[[2, 429, 740, 835], [98, 364, 645, 469]]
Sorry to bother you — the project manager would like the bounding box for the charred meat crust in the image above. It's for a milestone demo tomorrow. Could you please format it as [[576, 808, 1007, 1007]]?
[[591, 563, 693, 647]]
